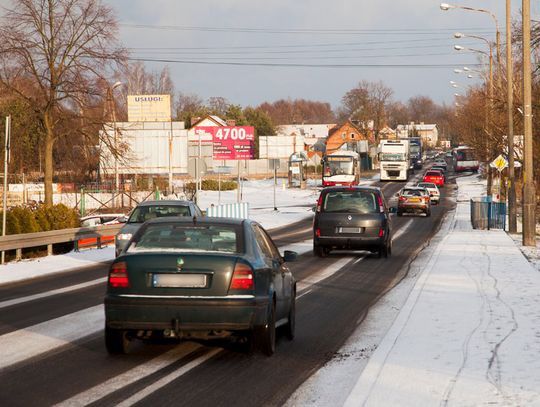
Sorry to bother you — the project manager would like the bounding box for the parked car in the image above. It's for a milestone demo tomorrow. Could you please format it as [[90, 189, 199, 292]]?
[[80, 213, 126, 227], [397, 186, 431, 217], [423, 170, 445, 187], [115, 200, 203, 256], [416, 182, 440, 205], [312, 186, 393, 258], [105, 217, 297, 356]]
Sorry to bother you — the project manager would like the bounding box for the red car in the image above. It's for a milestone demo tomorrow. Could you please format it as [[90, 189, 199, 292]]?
[[423, 170, 445, 187]]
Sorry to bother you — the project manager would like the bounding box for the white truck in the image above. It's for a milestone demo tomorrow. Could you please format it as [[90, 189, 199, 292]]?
[[379, 139, 410, 181]]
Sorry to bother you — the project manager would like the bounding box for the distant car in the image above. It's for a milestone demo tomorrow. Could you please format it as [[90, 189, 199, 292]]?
[[423, 170, 445, 187], [105, 217, 297, 356], [433, 159, 448, 170], [80, 213, 126, 227], [417, 182, 440, 205], [115, 200, 203, 256], [431, 166, 447, 180], [397, 187, 431, 217], [312, 186, 393, 258]]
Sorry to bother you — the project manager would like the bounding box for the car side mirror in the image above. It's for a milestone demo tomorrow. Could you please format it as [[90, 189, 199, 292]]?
[[312, 205, 316, 212], [283, 250, 298, 262], [389, 207, 397, 214]]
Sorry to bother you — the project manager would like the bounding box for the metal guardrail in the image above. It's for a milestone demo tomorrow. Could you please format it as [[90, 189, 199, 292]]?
[[0, 223, 123, 254], [470, 198, 506, 230]]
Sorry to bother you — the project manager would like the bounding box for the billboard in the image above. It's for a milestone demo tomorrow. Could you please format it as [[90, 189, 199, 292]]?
[[194, 126, 255, 160], [127, 94, 171, 122]]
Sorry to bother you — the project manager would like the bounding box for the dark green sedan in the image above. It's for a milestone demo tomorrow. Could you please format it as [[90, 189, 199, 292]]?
[[104, 217, 297, 356]]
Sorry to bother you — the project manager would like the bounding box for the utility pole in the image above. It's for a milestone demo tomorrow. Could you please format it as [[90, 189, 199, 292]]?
[[507, 0, 517, 233], [2, 116, 11, 265], [522, 0, 536, 246]]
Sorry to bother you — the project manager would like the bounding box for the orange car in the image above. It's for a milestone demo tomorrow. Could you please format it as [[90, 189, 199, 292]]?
[[423, 170, 445, 187]]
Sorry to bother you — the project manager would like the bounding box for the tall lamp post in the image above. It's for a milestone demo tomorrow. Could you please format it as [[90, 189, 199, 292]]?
[[454, 45, 495, 197], [108, 81, 122, 203], [522, 0, 536, 246], [506, 0, 517, 233]]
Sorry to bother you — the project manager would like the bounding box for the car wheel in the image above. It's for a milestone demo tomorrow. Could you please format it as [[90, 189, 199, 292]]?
[[284, 292, 296, 341], [397, 210, 403, 217], [313, 245, 327, 258], [105, 326, 130, 354], [426, 209, 431, 217], [256, 302, 276, 356]]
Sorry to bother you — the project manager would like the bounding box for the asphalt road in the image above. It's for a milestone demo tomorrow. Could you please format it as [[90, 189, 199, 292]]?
[[0, 170, 458, 407]]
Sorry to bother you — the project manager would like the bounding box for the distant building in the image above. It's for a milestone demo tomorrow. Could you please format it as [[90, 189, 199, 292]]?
[[276, 123, 336, 158], [326, 121, 372, 155], [396, 122, 439, 147]]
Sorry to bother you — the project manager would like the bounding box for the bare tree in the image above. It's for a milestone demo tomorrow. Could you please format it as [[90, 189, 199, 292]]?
[[341, 80, 393, 140], [0, 0, 126, 204]]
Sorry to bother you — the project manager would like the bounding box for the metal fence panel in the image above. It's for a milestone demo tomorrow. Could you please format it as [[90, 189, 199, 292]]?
[[470, 199, 506, 230]]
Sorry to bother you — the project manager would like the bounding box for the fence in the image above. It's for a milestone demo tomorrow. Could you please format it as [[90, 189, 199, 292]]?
[[205, 203, 249, 219], [470, 198, 506, 230]]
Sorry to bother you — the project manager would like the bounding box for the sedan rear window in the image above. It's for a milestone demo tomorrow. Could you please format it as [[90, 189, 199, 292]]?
[[128, 205, 191, 223], [323, 190, 380, 213], [425, 171, 442, 177], [127, 224, 240, 253]]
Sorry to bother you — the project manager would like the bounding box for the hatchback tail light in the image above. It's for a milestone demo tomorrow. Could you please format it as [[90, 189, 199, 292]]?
[[108, 261, 129, 288], [379, 228, 384, 237], [399, 196, 407, 201], [230, 262, 254, 290], [315, 228, 321, 237]]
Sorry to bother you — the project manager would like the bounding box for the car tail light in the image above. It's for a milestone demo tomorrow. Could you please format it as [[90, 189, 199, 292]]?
[[376, 194, 384, 213], [109, 261, 129, 288], [316, 194, 323, 212], [379, 228, 384, 237], [230, 262, 254, 290], [315, 228, 321, 237], [399, 196, 407, 201]]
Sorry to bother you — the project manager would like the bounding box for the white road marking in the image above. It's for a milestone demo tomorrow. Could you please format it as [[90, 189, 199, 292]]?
[[0, 305, 103, 370], [392, 219, 413, 241], [0, 278, 107, 310], [297, 256, 356, 293], [116, 348, 222, 407], [54, 343, 205, 407]]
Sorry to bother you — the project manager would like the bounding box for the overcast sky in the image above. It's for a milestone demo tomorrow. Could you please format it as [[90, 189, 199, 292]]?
[[3, 1, 540, 110]]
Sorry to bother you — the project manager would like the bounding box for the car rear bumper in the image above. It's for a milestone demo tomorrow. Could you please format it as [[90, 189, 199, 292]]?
[[104, 294, 269, 331], [314, 235, 384, 251]]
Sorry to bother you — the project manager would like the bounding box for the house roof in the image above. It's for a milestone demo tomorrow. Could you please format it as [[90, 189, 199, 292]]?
[[190, 115, 227, 129]]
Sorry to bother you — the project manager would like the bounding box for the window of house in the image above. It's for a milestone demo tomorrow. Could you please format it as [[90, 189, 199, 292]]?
[[351, 133, 355, 139]]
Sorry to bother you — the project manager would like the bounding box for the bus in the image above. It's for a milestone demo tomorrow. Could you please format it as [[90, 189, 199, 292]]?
[[322, 150, 360, 187], [408, 137, 423, 169], [453, 146, 479, 172]]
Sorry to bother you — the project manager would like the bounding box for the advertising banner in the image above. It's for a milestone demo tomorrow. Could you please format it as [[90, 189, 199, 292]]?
[[195, 126, 255, 160], [127, 94, 171, 122]]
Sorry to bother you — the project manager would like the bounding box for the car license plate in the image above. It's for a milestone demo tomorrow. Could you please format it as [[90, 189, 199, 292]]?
[[409, 198, 420, 202], [338, 227, 363, 234], [152, 273, 207, 288]]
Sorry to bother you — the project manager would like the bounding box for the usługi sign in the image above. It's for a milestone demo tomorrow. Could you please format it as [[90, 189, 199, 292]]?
[[195, 126, 255, 160]]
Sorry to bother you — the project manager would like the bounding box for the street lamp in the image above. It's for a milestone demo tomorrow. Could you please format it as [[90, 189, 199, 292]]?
[[440, 3, 501, 80]]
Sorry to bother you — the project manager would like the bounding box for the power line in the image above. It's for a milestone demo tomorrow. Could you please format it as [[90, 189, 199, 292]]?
[[120, 23, 494, 36], [128, 57, 483, 69]]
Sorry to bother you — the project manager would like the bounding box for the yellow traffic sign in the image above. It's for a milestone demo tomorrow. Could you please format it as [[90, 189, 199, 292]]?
[[491, 154, 508, 172]]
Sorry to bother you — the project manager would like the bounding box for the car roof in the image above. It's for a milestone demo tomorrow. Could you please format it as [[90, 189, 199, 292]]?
[[418, 182, 436, 187], [144, 216, 247, 227], [135, 200, 193, 207], [320, 186, 382, 193], [403, 186, 426, 191]]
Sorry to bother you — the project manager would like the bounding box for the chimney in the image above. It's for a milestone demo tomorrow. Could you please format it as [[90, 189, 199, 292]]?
[[226, 119, 236, 127]]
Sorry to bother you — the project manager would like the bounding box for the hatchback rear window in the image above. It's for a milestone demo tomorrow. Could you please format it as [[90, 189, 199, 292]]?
[[322, 190, 380, 213], [127, 224, 241, 253], [425, 171, 441, 177]]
